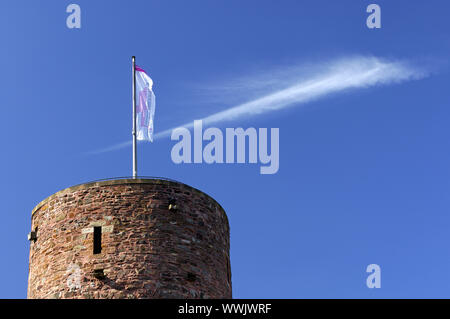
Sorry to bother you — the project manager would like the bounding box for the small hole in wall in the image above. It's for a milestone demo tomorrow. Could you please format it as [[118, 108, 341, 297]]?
[[93, 226, 102, 254], [168, 198, 177, 212], [187, 272, 197, 282], [93, 269, 105, 279]]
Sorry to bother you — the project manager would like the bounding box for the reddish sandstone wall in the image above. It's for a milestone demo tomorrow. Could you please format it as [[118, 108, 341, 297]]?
[[27, 179, 231, 299]]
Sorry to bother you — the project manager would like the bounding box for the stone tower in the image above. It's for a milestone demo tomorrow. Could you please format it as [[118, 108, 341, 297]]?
[[27, 178, 231, 299]]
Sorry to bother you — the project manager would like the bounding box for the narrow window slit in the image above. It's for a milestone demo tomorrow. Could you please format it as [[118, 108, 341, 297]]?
[[226, 260, 231, 284], [93, 226, 102, 254]]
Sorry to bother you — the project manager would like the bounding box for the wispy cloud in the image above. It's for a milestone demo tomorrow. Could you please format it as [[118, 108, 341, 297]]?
[[87, 56, 428, 155]]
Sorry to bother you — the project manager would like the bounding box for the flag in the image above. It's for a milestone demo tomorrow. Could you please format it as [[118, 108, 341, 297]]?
[[135, 65, 156, 142]]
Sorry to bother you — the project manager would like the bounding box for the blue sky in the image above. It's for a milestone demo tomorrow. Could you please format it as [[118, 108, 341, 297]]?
[[1, 0, 450, 298]]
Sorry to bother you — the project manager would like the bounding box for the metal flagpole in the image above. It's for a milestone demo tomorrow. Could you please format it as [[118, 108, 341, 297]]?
[[132, 56, 137, 179]]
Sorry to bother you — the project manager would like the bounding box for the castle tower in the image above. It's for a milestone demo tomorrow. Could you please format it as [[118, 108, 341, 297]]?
[[27, 178, 231, 299]]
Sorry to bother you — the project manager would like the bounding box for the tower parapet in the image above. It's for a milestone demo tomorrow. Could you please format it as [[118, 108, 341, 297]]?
[[27, 178, 231, 299]]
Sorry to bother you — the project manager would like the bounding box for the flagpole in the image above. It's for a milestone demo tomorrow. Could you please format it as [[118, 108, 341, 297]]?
[[132, 56, 137, 179]]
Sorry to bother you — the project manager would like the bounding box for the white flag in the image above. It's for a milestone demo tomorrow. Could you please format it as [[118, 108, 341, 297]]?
[[135, 65, 156, 142]]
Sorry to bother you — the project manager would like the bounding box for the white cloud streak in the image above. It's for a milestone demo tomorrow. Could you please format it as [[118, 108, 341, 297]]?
[[87, 56, 427, 155]]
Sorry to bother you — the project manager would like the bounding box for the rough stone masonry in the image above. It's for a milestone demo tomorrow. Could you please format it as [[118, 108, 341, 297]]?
[[27, 178, 231, 299]]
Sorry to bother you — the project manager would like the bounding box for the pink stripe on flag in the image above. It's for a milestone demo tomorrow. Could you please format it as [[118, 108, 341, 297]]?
[[135, 65, 147, 73]]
